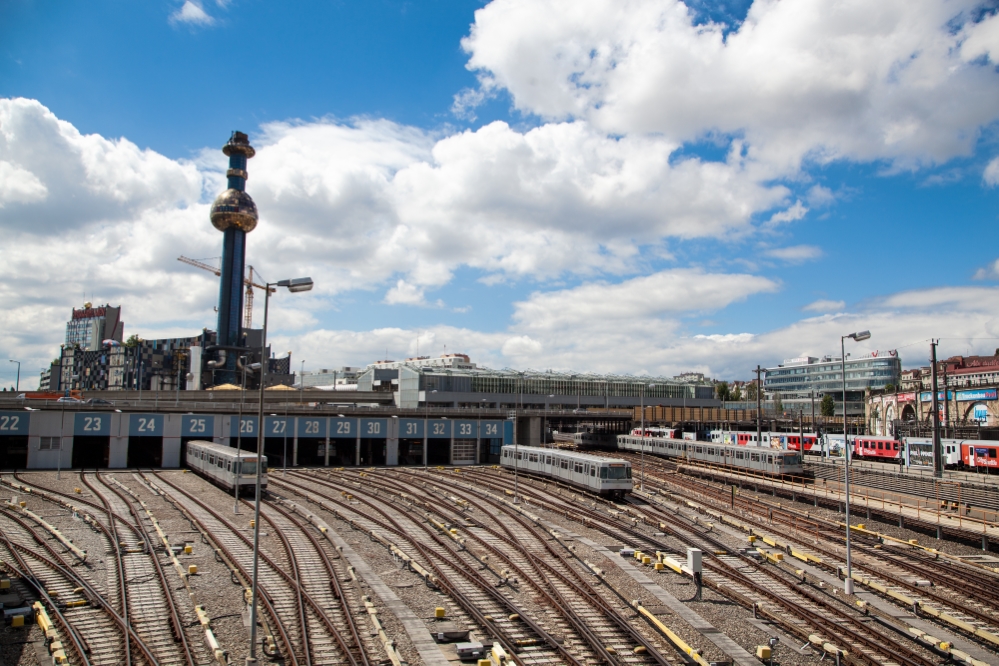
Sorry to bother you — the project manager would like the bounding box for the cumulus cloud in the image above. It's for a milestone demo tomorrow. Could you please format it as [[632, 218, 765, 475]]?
[[764, 245, 822, 263], [170, 1, 215, 26], [984, 157, 999, 186], [271, 281, 999, 382], [802, 299, 846, 313], [462, 0, 999, 171], [973, 258, 999, 280]]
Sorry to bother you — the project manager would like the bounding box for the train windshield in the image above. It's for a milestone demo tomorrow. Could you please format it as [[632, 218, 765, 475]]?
[[239, 459, 267, 475], [605, 465, 630, 480]]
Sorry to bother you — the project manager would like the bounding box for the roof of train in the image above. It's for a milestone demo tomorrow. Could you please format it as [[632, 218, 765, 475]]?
[[501, 445, 629, 464], [186, 439, 265, 459]]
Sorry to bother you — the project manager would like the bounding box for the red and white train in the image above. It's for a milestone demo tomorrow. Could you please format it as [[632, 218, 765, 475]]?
[[710, 430, 821, 453]]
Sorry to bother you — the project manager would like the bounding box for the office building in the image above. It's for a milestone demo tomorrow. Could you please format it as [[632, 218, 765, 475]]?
[[64, 303, 123, 351], [763, 351, 901, 415]]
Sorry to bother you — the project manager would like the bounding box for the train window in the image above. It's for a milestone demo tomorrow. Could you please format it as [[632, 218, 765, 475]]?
[[561, 460, 568, 469], [751, 453, 760, 462], [893, 443, 899, 450], [991, 449, 997, 459], [767, 456, 773, 464], [877, 443, 883, 450], [695, 446, 703, 453], [600, 467, 607, 479], [546, 456, 552, 464], [591, 467, 595, 476], [736, 452, 744, 460]]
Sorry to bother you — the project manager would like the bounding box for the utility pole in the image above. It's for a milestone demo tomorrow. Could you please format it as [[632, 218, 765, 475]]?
[[755, 366, 762, 447], [930, 340, 943, 478]]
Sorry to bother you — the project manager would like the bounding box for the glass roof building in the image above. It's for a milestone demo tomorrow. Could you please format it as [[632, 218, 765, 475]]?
[[763, 352, 901, 415]]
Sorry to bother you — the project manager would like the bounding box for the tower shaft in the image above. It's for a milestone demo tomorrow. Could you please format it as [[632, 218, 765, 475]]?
[[209, 131, 258, 385]]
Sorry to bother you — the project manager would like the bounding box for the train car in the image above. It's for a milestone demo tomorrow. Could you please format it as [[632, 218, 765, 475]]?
[[185, 440, 268, 495], [571, 431, 617, 449], [962, 442, 998, 472], [500, 445, 632, 498], [852, 436, 901, 461], [617, 435, 806, 476], [630, 427, 679, 438], [902, 438, 963, 468]]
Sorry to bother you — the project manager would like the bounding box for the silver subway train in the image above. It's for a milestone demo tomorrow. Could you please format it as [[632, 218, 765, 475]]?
[[501, 445, 633, 498], [617, 435, 806, 476], [185, 440, 268, 495]]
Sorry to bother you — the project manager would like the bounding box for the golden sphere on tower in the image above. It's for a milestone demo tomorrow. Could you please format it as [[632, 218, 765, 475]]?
[[210, 189, 258, 232]]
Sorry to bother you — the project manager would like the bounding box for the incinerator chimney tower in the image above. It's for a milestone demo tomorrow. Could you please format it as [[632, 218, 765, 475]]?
[[209, 131, 257, 383]]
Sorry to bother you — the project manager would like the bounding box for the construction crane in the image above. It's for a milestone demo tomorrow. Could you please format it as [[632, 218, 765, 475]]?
[[177, 256, 275, 328]]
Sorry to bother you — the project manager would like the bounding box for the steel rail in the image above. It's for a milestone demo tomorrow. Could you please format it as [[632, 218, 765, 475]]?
[[79, 472, 133, 666], [261, 498, 370, 666], [0, 544, 93, 665], [278, 472, 585, 666], [634, 456, 999, 625], [94, 472, 198, 665], [303, 470, 667, 666], [460, 469, 939, 666], [0, 509, 161, 664], [148, 472, 303, 665]]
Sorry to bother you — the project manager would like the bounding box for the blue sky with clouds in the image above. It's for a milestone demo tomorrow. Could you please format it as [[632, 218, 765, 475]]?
[[4, 0, 999, 389]]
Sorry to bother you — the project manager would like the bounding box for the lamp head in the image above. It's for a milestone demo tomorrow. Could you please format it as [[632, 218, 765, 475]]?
[[277, 277, 314, 293], [848, 330, 871, 342]]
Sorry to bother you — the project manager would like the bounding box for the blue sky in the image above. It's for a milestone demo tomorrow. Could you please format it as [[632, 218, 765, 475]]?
[[4, 0, 999, 389]]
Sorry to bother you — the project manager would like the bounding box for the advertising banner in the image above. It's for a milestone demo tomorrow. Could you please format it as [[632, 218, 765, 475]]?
[[919, 391, 954, 402], [956, 388, 997, 402]]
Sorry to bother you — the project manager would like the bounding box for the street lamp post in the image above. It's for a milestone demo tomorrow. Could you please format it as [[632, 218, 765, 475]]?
[[248, 276, 313, 664], [840, 329, 871, 596], [8, 360, 20, 392]]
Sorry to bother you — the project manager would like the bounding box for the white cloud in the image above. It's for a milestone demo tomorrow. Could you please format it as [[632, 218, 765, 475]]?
[[802, 299, 846, 313], [271, 282, 999, 382], [383, 280, 444, 308], [984, 157, 999, 186], [764, 245, 822, 263], [973, 258, 999, 280], [462, 0, 999, 171], [0, 160, 47, 205], [170, 1, 215, 26], [766, 201, 808, 226], [511, 269, 779, 334]]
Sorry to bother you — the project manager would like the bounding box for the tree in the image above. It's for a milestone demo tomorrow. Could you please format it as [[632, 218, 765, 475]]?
[[730, 384, 742, 401], [820, 394, 835, 417], [715, 382, 730, 402], [773, 391, 783, 415], [746, 383, 758, 401], [884, 383, 895, 393], [124, 334, 141, 348]]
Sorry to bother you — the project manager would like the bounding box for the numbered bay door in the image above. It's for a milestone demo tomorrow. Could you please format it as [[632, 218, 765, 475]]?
[[359, 419, 387, 466], [230, 416, 259, 450], [74, 413, 111, 468], [128, 414, 164, 467], [296, 417, 327, 466], [182, 415, 215, 438], [0, 411, 29, 469]]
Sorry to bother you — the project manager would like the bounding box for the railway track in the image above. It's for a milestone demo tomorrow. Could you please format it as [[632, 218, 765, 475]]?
[[0, 503, 158, 664], [84, 472, 206, 666], [453, 467, 946, 666], [298, 469, 673, 666], [623, 454, 999, 653], [148, 470, 369, 666], [276, 471, 584, 666]]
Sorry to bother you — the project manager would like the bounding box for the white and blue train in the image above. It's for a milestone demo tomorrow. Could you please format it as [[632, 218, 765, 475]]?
[[617, 435, 806, 476], [185, 440, 268, 495], [501, 445, 633, 498]]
